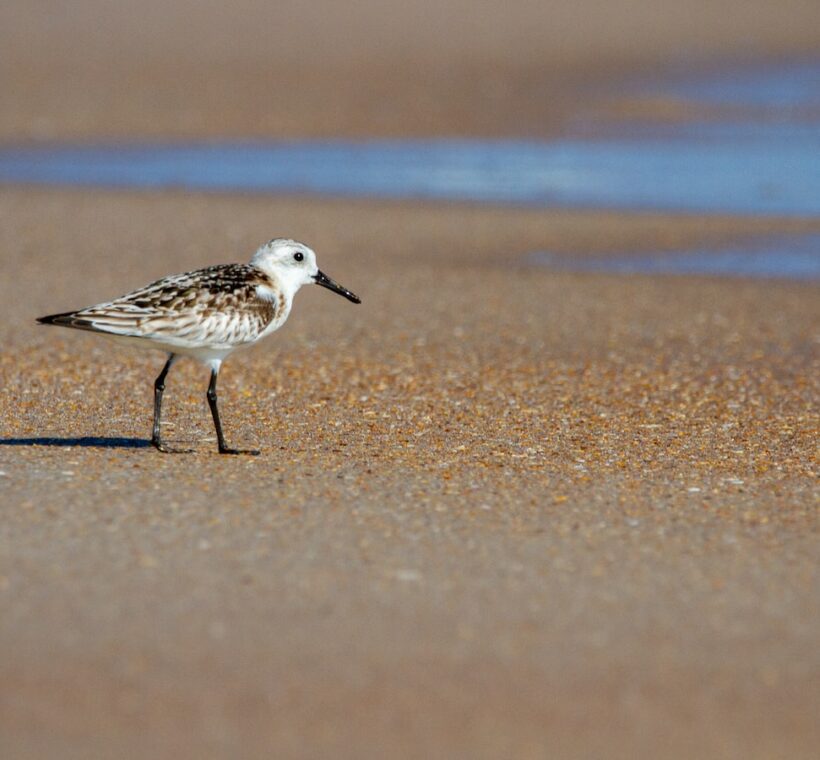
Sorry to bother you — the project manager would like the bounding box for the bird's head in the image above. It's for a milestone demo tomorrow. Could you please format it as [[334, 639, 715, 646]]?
[[251, 238, 360, 303]]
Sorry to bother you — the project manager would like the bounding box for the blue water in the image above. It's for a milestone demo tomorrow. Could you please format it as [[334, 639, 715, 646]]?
[[0, 128, 819, 216], [531, 235, 820, 280], [658, 60, 820, 110], [0, 61, 818, 219]]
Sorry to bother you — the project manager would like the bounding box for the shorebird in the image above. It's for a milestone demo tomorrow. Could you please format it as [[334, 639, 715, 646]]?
[[37, 239, 361, 454]]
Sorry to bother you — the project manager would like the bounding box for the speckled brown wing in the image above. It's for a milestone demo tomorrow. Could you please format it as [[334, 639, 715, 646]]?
[[38, 264, 279, 349]]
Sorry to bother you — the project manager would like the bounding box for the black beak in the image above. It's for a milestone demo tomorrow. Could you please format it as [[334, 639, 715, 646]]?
[[313, 270, 361, 304]]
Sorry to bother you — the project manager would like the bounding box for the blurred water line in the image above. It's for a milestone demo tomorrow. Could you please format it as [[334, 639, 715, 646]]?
[[0, 125, 818, 216], [529, 235, 820, 280], [0, 60, 819, 217]]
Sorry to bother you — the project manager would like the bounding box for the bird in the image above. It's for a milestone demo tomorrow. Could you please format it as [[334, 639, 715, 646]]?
[[37, 238, 361, 454]]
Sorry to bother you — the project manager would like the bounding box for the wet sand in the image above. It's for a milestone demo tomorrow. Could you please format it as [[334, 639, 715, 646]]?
[[2, 2, 820, 758]]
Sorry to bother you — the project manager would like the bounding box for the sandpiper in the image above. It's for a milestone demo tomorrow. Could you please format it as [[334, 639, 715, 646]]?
[[37, 238, 361, 454]]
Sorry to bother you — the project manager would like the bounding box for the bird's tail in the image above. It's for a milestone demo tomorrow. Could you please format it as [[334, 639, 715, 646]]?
[[37, 311, 95, 329]]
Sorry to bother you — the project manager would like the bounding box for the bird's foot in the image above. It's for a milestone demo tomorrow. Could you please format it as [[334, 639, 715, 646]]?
[[152, 439, 194, 454], [218, 446, 260, 456]]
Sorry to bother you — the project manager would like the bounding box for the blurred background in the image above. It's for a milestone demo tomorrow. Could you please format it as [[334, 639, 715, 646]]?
[[2, 0, 820, 224], [2, 0, 820, 141]]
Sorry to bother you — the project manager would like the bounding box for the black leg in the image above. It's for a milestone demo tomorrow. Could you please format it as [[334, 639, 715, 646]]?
[[151, 354, 176, 452], [206, 366, 259, 455]]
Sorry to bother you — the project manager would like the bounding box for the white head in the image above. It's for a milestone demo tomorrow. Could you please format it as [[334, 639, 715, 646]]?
[[250, 238, 360, 303]]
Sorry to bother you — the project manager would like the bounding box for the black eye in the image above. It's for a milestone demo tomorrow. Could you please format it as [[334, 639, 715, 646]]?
[[294, 252, 304, 262]]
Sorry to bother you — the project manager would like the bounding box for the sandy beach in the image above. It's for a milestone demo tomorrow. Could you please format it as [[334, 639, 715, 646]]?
[[1, 2, 819, 758]]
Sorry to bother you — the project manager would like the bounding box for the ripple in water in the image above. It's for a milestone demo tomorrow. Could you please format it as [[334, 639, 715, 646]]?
[[529, 235, 820, 280]]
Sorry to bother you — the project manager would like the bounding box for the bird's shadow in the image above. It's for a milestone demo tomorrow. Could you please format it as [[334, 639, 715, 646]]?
[[0, 436, 151, 449]]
